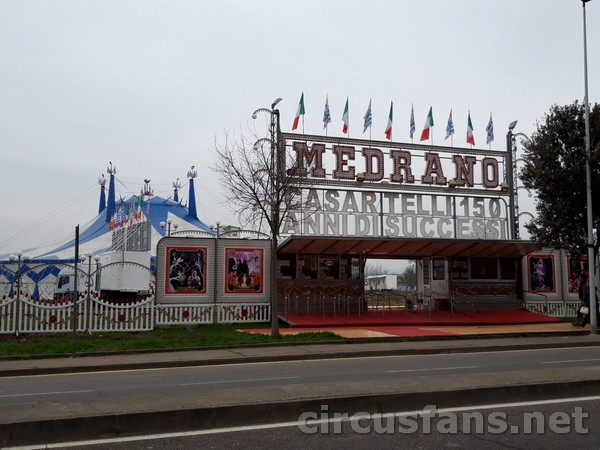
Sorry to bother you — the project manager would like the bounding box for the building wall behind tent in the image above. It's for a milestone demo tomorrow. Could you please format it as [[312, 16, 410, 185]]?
[[155, 237, 271, 304]]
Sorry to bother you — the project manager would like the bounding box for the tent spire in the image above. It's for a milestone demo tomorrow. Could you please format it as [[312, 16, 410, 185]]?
[[173, 178, 182, 203], [98, 174, 107, 214], [105, 162, 117, 222], [142, 179, 153, 197], [187, 166, 198, 219]]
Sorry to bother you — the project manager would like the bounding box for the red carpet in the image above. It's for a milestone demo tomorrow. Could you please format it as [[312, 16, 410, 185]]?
[[280, 309, 560, 328]]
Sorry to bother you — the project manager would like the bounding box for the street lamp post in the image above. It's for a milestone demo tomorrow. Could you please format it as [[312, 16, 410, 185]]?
[[212, 221, 221, 305], [506, 121, 518, 239], [252, 97, 282, 337], [85, 253, 94, 332], [8, 250, 30, 336], [582, 0, 596, 334], [507, 121, 533, 239], [160, 218, 179, 236]]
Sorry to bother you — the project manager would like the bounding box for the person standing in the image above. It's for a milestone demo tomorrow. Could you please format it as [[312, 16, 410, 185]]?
[[573, 276, 590, 327]]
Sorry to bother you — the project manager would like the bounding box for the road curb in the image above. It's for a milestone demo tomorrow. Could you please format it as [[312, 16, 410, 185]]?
[[3, 378, 600, 447]]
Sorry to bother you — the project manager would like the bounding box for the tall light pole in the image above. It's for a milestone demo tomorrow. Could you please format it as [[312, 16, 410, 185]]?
[[507, 123, 532, 240], [506, 120, 518, 239], [85, 253, 94, 332], [212, 221, 220, 305], [253, 97, 282, 337], [8, 250, 30, 336], [582, 0, 596, 334]]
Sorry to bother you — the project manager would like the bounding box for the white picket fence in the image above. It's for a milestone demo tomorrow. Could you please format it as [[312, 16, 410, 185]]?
[[525, 300, 580, 318], [19, 296, 86, 333], [155, 304, 215, 325], [0, 296, 272, 334], [0, 260, 272, 334], [217, 303, 271, 323], [87, 297, 155, 332]]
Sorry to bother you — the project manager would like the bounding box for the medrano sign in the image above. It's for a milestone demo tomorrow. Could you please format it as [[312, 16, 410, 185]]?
[[290, 141, 503, 188], [281, 134, 510, 240]]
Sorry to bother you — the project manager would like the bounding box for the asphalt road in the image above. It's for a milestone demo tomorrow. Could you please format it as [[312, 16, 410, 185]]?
[[24, 397, 600, 449], [3, 345, 600, 410], [4, 340, 600, 447]]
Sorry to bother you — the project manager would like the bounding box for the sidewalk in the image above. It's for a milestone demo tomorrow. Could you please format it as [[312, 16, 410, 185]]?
[[0, 324, 595, 377]]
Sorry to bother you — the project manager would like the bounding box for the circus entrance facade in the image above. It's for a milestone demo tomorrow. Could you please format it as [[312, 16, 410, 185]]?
[[275, 236, 538, 315], [274, 132, 539, 315]]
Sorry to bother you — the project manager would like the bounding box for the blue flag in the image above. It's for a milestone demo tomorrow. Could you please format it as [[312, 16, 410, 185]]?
[[445, 109, 455, 140], [486, 113, 494, 144], [363, 99, 372, 133], [323, 95, 332, 129]]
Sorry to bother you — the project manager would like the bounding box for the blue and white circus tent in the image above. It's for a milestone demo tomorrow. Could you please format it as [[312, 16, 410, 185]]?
[[1, 166, 215, 264], [0, 166, 216, 299]]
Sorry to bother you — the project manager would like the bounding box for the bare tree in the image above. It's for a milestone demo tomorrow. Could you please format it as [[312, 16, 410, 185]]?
[[212, 104, 304, 336], [398, 262, 417, 291], [364, 263, 389, 277]]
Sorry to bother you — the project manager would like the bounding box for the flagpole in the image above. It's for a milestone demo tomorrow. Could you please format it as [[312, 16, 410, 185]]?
[[302, 92, 305, 134]]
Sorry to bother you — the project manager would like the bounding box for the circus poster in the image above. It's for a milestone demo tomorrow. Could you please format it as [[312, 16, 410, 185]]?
[[225, 247, 264, 294], [527, 254, 555, 293], [165, 246, 207, 295], [567, 255, 588, 293]]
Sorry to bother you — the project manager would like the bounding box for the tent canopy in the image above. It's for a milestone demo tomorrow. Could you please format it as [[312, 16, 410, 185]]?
[[277, 236, 540, 259]]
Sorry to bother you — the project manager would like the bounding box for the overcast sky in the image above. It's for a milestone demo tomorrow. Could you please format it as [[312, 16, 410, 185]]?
[[0, 0, 598, 256]]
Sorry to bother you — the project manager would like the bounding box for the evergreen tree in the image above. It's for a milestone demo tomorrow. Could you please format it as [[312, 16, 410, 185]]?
[[520, 101, 600, 255]]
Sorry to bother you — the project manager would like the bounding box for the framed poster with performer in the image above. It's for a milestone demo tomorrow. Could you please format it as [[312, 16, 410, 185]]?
[[567, 255, 588, 293], [527, 254, 555, 293], [225, 247, 264, 294], [165, 246, 207, 295]]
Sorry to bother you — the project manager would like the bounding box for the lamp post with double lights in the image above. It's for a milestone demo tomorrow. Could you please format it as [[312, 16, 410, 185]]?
[[506, 121, 534, 239], [160, 218, 179, 237], [212, 221, 221, 305], [252, 97, 282, 337], [582, 0, 596, 333], [506, 121, 519, 239], [8, 250, 30, 336], [83, 253, 97, 332]]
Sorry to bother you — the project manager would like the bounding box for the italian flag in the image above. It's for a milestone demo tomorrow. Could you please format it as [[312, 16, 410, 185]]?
[[136, 195, 144, 221], [292, 92, 305, 131], [384, 101, 393, 140], [342, 97, 349, 134], [466, 111, 475, 145], [420, 107, 434, 141]]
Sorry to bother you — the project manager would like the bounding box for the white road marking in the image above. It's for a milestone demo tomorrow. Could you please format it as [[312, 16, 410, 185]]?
[[387, 365, 478, 373], [541, 358, 600, 364], [0, 389, 94, 398], [179, 375, 300, 386], [10, 395, 600, 450]]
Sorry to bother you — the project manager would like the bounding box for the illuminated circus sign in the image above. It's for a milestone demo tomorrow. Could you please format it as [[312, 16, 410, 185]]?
[[281, 133, 511, 240]]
